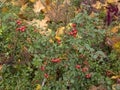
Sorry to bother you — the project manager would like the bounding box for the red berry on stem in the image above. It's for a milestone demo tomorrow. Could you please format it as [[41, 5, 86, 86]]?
[[82, 67, 88, 72], [75, 65, 81, 69], [40, 66, 45, 71], [85, 74, 91, 79], [72, 23, 77, 27], [72, 29, 77, 34], [17, 20, 22, 25], [51, 58, 61, 63], [80, 24, 83, 27], [44, 73, 48, 78]]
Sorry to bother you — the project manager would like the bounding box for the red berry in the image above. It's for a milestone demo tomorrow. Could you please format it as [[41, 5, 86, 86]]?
[[72, 23, 77, 27], [44, 73, 48, 78], [75, 65, 81, 69], [79, 54, 85, 58], [82, 67, 88, 72], [20, 26, 26, 32], [40, 66, 45, 71], [17, 20, 22, 25], [80, 24, 83, 27], [36, 80, 39, 83], [57, 39, 61, 44], [85, 74, 91, 79], [51, 58, 61, 63], [69, 31, 73, 35], [73, 34, 77, 38], [16, 28, 20, 31], [72, 29, 77, 34]]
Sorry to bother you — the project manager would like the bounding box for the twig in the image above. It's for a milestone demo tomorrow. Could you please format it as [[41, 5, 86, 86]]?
[[41, 78, 46, 87]]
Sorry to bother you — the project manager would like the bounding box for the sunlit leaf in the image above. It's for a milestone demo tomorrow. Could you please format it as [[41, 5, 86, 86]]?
[[56, 27, 65, 36], [33, 0, 45, 14], [111, 26, 119, 33], [107, 0, 118, 3], [111, 75, 120, 79], [92, 1, 102, 9], [36, 84, 41, 90]]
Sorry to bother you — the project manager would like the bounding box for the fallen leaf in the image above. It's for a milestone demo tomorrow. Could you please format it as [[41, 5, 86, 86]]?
[[33, 0, 45, 14], [30, 19, 48, 30]]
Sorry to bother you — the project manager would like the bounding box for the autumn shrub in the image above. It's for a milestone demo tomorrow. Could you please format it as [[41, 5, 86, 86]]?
[[0, 1, 119, 90]]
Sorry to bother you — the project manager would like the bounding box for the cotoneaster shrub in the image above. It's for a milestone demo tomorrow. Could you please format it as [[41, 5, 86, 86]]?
[[0, 4, 118, 90]]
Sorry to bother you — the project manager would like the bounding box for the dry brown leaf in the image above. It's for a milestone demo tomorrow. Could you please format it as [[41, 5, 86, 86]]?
[[25, 16, 51, 35], [31, 19, 48, 30], [45, 0, 50, 5], [11, 0, 26, 6], [89, 11, 95, 18], [33, 0, 45, 14]]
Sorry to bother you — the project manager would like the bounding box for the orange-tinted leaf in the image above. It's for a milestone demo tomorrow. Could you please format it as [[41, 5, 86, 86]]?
[[111, 26, 119, 33]]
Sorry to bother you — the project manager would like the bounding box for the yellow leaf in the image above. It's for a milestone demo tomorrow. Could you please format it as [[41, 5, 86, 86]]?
[[107, 0, 118, 3], [29, 0, 36, 3], [92, 1, 102, 9], [111, 75, 120, 79], [49, 39, 54, 43], [66, 23, 72, 30], [56, 27, 65, 36], [20, 4, 28, 13], [36, 84, 41, 90], [55, 36, 61, 40], [111, 26, 119, 33]]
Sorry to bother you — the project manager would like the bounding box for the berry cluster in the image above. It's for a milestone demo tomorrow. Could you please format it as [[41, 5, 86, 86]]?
[[69, 23, 78, 38], [75, 65, 91, 79], [16, 20, 26, 32]]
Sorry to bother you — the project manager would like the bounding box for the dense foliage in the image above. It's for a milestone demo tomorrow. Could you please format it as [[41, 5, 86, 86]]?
[[0, 0, 120, 90]]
